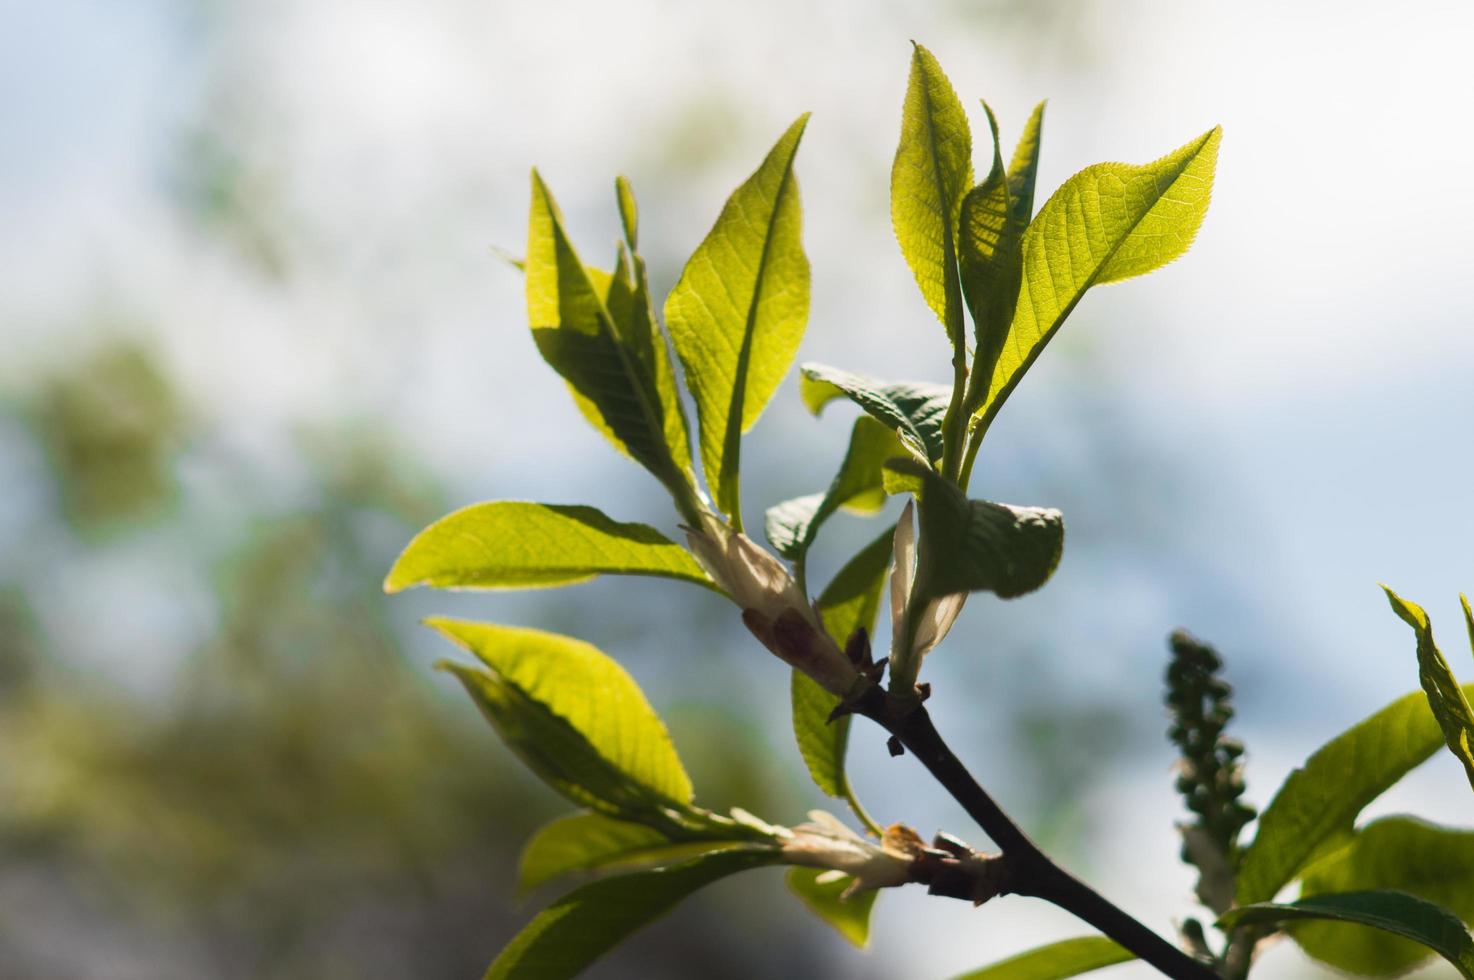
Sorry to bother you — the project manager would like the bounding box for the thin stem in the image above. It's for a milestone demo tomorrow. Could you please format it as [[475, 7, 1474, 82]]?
[[854, 690, 1219, 980], [842, 777, 884, 838]]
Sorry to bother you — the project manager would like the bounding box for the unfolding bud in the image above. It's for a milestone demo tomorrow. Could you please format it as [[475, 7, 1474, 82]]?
[[781, 810, 917, 898], [687, 520, 861, 696], [890, 501, 967, 667]]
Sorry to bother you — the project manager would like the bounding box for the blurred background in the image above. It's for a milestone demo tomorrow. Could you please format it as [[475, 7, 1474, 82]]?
[[1, 1, 1471, 977]]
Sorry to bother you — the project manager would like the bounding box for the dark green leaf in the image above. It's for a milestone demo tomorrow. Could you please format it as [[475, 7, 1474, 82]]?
[[430, 619, 694, 816], [891, 42, 972, 349], [519, 812, 746, 896], [1221, 891, 1474, 980], [785, 867, 879, 948], [948, 936, 1133, 980], [799, 363, 951, 465], [1237, 685, 1473, 905], [385, 502, 716, 593], [665, 116, 811, 525], [764, 417, 905, 562], [1384, 586, 1474, 790], [791, 528, 893, 799], [1005, 102, 1046, 229], [1291, 816, 1474, 976], [486, 848, 781, 980]]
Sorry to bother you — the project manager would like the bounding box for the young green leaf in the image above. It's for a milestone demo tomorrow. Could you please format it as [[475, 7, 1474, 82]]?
[[487, 848, 781, 980], [975, 127, 1222, 430], [519, 812, 747, 896], [385, 502, 716, 593], [959, 102, 1024, 412], [764, 416, 905, 563], [665, 115, 811, 527], [525, 173, 693, 501], [948, 936, 1133, 980], [785, 867, 879, 948], [1005, 101, 1046, 228], [799, 363, 951, 465], [791, 528, 893, 804], [1220, 891, 1474, 980], [1384, 586, 1474, 790], [889, 457, 1064, 601], [1291, 817, 1474, 976], [1236, 686, 1473, 905], [430, 619, 694, 816], [891, 42, 972, 351], [615, 175, 639, 249]]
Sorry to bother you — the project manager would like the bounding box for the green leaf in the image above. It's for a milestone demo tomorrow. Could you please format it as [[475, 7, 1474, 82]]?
[[959, 102, 1024, 410], [1384, 586, 1474, 790], [384, 502, 716, 594], [486, 847, 781, 980], [525, 173, 691, 494], [1005, 101, 1046, 228], [799, 363, 951, 465], [948, 936, 1133, 980], [1236, 685, 1474, 905], [1220, 891, 1474, 980], [615, 175, 639, 249], [665, 115, 811, 526], [519, 812, 746, 896], [785, 867, 879, 948], [791, 528, 893, 799], [888, 457, 1064, 602], [1291, 816, 1474, 976], [891, 42, 972, 349], [764, 417, 905, 562], [430, 619, 694, 816], [976, 127, 1221, 429]]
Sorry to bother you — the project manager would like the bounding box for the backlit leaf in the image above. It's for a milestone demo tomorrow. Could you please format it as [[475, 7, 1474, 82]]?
[[665, 116, 811, 526], [386, 502, 716, 593], [519, 812, 745, 896], [785, 867, 879, 948], [1221, 891, 1474, 980], [959, 102, 1024, 409], [1384, 586, 1474, 790], [949, 936, 1133, 980], [486, 848, 781, 980], [430, 619, 694, 816], [800, 363, 950, 465]]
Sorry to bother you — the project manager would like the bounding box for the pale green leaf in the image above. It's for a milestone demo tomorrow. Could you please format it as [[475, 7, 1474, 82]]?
[[486, 847, 781, 980], [792, 528, 893, 798], [800, 363, 950, 465], [888, 457, 1064, 602], [977, 127, 1222, 429], [615, 175, 639, 249], [525, 172, 690, 493], [785, 867, 878, 948], [764, 417, 905, 562], [1291, 816, 1474, 976], [1236, 686, 1474, 905], [959, 102, 1024, 410], [949, 936, 1133, 980], [1385, 586, 1474, 790], [384, 502, 716, 593], [430, 619, 694, 815], [891, 42, 972, 347], [519, 812, 746, 896], [1221, 891, 1474, 980], [665, 115, 811, 525]]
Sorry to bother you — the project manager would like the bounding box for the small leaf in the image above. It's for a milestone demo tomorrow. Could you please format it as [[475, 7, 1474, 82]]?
[[948, 936, 1133, 980], [430, 619, 694, 815], [800, 363, 951, 465], [385, 502, 716, 593], [888, 457, 1064, 602], [615, 175, 639, 249], [785, 867, 879, 948], [525, 173, 690, 494], [792, 528, 894, 799], [960, 102, 1024, 410], [977, 127, 1221, 429], [1291, 816, 1474, 976], [486, 847, 781, 980], [1005, 102, 1046, 228], [764, 417, 906, 562], [519, 812, 746, 896], [665, 115, 811, 526], [1384, 586, 1474, 790], [1220, 891, 1474, 980], [891, 42, 972, 349], [1236, 685, 1473, 905]]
